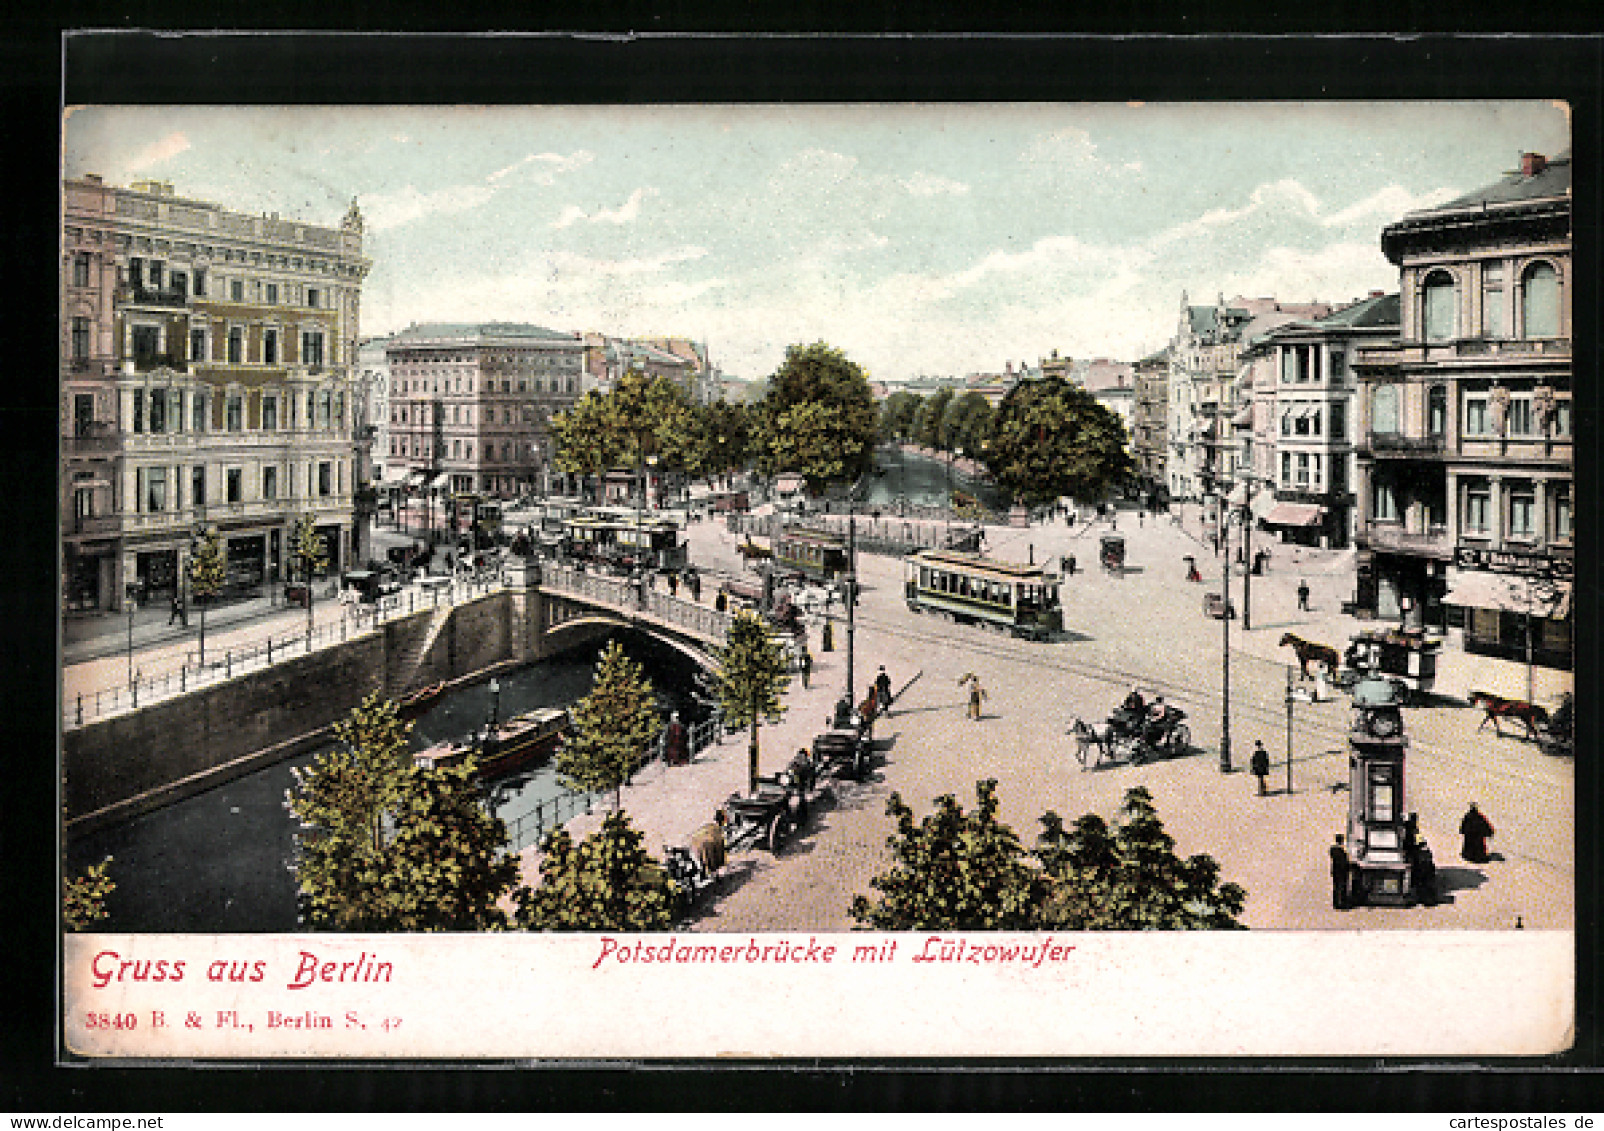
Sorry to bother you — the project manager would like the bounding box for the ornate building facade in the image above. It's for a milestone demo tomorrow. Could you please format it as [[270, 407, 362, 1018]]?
[[1352, 152, 1572, 668], [61, 176, 370, 612]]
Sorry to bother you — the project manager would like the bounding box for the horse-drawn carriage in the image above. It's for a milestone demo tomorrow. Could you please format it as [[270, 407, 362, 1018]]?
[[811, 699, 876, 781], [721, 749, 821, 853], [1469, 688, 1573, 756], [1070, 691, 1191, 768], [1279, 629, 1439, 704]]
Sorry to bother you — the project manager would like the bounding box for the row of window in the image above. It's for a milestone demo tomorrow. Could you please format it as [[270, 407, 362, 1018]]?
[[1280, 401, 1347, 440], [127, 257, 326, 309], [392, 403, 549, 427], [1421, 261, 1561, 342], [1371, 479, 1572, 540], [389, 436, 544, 463], [127, 387, 345, 434], [133, 460, 345, 513], [1279, 451, 1348, 493], [1371, 384, 1572, 439], [394, 374, 578, 396], [1279, 344, 1346, 384]]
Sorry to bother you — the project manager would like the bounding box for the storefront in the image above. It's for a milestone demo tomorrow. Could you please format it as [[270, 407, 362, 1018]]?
[[1444, 548, 1573, 670], [225, 534, 267, 592], [1262, 500, 1329, 548], [135, 548, 178, 602], [64, 542, 116, 612]]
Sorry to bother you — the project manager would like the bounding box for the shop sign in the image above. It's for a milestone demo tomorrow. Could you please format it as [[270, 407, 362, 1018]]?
[[1454, 545, 1573, 580]]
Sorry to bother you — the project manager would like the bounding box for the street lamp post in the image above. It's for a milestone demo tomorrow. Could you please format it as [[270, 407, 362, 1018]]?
[[125, 583, 138, 691], [488, 677, 502, 731], [1220, 518, 1232, 774], [1239, 482, 1254, 631]]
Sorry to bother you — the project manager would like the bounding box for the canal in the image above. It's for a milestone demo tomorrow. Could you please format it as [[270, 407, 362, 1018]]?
[[861, 446, 1009, 513], [65, 630, 709, 933]]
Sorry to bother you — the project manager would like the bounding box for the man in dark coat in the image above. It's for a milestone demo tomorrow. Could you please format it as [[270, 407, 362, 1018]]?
[[800, 648, 813, 689], [663, 712, 688, 766], [1460, 803, 1495, 862], [1250, 740, 1271, 796], [1330, 834, 1351, 910], [874, 665, 893, 716]]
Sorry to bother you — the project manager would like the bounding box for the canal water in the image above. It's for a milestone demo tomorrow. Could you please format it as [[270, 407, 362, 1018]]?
[[65, 630, 708, 933], [861, 446, 1009, 513]]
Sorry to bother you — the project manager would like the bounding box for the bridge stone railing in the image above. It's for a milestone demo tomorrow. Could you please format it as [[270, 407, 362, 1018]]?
[[539, 563, 733, 647]]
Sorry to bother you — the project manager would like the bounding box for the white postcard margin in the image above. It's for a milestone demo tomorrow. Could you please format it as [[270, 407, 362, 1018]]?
[[65, 929, 1573, 1059]]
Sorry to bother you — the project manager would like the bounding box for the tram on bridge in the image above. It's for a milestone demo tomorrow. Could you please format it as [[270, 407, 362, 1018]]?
[[773, 525, 851, 581], [903, 548, 1063, 640], [563, 507, 688, 571]]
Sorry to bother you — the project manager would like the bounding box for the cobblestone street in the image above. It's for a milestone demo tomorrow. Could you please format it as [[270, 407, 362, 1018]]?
[[548, 504, 1573, 933]]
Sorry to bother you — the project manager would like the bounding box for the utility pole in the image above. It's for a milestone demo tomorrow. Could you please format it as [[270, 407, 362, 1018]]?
[[846, 484, 858, 709], [1285, 664, 1295, 795], [1241, 492, 1253, 630], [1220, 507, 1232, 774]]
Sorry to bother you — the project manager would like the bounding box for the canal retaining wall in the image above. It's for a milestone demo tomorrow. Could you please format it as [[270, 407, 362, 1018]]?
[[62, 586, 565, 833]]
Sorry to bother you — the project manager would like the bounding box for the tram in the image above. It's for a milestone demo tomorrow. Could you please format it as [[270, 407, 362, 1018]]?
[[902, 548, 1063, 640], [563, 508, 687, 571], [773, 525, 851, 581], [451, 493, 503, 548]]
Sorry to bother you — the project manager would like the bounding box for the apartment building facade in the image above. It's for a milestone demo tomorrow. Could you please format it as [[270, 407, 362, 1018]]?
[[1352, 152, 1572, 668], [1131, 351, 1169, 498], [385, 322, 586, 504], [1251, 292, 1400, 549], [61, 176, 370, 612]]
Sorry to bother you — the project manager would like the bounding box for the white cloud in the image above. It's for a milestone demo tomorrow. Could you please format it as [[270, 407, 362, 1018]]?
[[903, 171, 970, 197], [1320, 184, 1460, 228], [361, 183, 497, 231], [487, 150, 595, 185], [550, 187, 659, 229], [125, 131, 191, 174]]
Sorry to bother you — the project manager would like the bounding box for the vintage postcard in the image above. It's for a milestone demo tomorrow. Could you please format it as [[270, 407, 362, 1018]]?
[[59, 93, 1575, 1060]]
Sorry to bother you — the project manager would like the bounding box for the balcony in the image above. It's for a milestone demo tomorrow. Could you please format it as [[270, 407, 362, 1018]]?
[[132, 353, 186, 373], [62, 422, 120, 457], [1367, 433, 1446, 458], [1455, 337, 1570, 360], [1360, 522, 1453, 559], [65, 514, 120, 538], [120, 285, 190, 309]]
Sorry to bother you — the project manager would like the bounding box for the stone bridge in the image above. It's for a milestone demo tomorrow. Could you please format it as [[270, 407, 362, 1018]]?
[[530, 561, 734, 671]]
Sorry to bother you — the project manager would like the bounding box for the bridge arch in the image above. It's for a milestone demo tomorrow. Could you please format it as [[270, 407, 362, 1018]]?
[[539, 611, 722, 673]]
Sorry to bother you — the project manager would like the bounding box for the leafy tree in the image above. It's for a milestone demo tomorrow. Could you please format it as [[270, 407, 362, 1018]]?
[[552, 369, 696, 504], [285, 692, 415, 930], [851, 779, 1044, 930], [64, 856, 115, 932], [685, 398, 752, 485], [291, 511, 328, 639], [1036, 786, 1246, 930], [558, 641, 664, 809], [913, 387, 954, 450], [879, 391, 922, 442], [286, 693, 528, 931], [378, 759, 522, 931], [186, 525, 226, 666], [942, 390, 995, 454], [516, 810, 678, 931], [711, 610, 790, 793], [755, 342, 878, 490], [983, 376, 1134, 507]]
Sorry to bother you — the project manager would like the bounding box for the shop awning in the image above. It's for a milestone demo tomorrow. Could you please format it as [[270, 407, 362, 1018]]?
[[775, 474, 805, 494], [1250, 489, 1278, 520], [429, 472, 451, 489], [1444, 568, 1571, 618], [1263, 502, 1324, 527], [1226, 482, 1250, 507], [1231, 405, 1254, 427], [379, 467, 411, 485]]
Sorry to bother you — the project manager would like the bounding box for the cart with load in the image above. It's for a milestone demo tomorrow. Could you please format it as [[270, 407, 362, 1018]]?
[[1100, 534, 1126, 573], [1338, 628, 1440, 703], [721, 750, 820, 852]]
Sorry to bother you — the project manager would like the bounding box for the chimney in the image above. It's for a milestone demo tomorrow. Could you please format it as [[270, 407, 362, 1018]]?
[[1521, 152, 1547, 176]]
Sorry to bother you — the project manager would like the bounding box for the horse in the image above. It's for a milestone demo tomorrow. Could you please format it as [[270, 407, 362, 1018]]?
[[1280, 632, 1341, 680], [1069, 718, 1115, 769], [1468, 690, 1549, 741]]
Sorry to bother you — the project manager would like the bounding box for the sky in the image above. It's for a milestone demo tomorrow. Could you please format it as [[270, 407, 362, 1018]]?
[[63, 102, 1570, 384]]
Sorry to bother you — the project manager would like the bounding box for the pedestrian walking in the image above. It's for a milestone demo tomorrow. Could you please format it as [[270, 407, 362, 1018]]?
[[958, 672, 987, 721], [1250, 740, 1271, 795], [1459, 802, 1495, 863], [1185, 557, 1202, 583], [664, 712, 688, 766], [168, 591, 185, 626], [1139, 510, 1145, 527], [800, 648, 813, 689], [715, 589, 728, 613], [667, 572, 679, 597], [1064, 553, 1077, 576], [1330, 834, 1351, 910], [688, 571, 702, 602], [1297, 579, 1311, 611], [874, 665, 893, 716]]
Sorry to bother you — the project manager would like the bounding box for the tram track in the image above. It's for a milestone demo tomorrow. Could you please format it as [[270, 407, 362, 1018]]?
[[850, 607, 1571, 798]]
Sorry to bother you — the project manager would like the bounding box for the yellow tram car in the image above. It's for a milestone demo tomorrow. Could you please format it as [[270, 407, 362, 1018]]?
[[903, 549, 1063, 640]]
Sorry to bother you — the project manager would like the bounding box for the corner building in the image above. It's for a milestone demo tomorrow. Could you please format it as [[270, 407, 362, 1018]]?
[[1352, 152, 1572, 668], [61, 176, 370, 612]]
